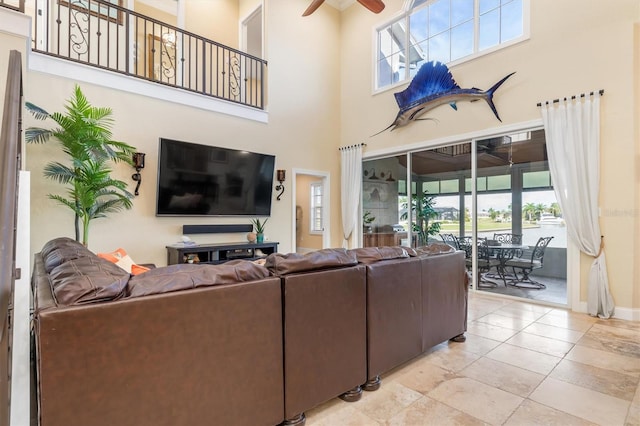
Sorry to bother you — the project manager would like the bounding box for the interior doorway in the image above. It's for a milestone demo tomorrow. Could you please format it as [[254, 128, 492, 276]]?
[[292, 169, 330, 254], [241, 4, 263, 58]]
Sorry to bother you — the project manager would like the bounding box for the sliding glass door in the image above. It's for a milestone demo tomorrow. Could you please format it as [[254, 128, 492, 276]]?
[[362, 128, 568, 305]]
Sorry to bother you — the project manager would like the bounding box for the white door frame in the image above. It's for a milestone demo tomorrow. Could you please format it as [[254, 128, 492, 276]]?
[[291, 168, 331, 251]]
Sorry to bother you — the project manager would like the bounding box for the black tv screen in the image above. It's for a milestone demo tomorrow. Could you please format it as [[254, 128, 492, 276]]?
[[156, 138, 275, 216]]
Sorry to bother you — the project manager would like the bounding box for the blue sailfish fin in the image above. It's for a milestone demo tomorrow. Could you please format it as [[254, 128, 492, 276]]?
[[394, 61, 460, 109], [449, 102, 457, 110]]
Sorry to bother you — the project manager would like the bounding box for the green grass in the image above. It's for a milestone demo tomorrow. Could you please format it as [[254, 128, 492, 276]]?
[[438, 218, 538, 233]]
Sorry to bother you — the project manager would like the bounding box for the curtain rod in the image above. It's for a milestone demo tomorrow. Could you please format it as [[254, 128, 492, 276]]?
[[537, 89, 604, 107], [338, 143, 366, 151]]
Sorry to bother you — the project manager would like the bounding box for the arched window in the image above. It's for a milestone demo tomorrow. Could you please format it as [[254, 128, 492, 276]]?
[[376, 0, 529, 91]]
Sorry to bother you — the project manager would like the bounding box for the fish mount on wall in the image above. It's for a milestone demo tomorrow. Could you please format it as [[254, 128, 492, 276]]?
[[373, 61, 515, 136]]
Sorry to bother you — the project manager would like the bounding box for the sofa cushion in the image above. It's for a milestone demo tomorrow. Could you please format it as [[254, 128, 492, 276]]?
[[126, 260, 271, 298], [48, 255, 130, 306], [265, 248, 357, 275], [415, 242, 456, 256], [349, 246, 410, 264], [40, 237, 94, 273]]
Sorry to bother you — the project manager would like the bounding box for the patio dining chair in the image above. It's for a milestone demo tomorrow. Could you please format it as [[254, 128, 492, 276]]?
[[439, 233, 459, 250], [472, 239, 501, 288], [493, 232, 522, 244], [504, 236, 554, 289]]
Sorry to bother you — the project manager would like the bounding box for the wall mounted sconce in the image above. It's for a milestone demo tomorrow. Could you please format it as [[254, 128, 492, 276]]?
[[380, 171, 396, 182], [275, 169, 286, 201], [363, 168, 380, 180], [132, 152, 145, 196]]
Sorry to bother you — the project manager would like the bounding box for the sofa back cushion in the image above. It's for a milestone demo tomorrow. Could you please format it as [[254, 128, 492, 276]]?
[[265, 248, 357, 275], [48, 255, 130, 306], [349, 246, 411, 264], [40, 237, 94, 273], [127, 260, 271, 298], [415, 242, 456, 256]]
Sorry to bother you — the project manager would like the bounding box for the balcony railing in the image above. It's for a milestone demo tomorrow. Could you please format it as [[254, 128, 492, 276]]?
[[27, 0, 267, 109]]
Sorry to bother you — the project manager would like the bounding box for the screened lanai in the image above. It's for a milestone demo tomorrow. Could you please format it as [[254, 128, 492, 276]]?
[[362, 129, 568, 305]]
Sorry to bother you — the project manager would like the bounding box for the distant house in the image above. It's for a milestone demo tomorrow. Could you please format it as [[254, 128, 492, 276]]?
[[434, 207, 459, 221]]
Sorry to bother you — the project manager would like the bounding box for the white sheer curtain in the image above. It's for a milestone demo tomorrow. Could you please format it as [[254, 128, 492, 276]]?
[[340, 144, 363, 248], [541, 91, 615, 318]]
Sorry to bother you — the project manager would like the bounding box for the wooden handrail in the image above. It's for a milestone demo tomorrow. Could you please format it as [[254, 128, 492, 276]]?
[[0, 49, 23, 426]]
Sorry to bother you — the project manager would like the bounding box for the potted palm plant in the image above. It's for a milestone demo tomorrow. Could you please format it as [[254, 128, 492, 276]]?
[[251, 218, 268, 243], [25, 85, 136, 246]]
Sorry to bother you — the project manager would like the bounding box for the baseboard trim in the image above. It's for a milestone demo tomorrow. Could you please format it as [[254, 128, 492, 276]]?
[[575, 301, 639, 321]]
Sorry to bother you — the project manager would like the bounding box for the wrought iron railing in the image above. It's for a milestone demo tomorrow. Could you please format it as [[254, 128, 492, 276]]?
[[28, 0, 266, 109]]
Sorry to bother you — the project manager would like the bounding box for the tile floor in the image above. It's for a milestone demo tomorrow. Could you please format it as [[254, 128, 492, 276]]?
[[304, 292, 640, 426]]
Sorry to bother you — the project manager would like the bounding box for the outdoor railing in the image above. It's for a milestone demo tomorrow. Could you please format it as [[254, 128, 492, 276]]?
[[27, 0, 267, 109]]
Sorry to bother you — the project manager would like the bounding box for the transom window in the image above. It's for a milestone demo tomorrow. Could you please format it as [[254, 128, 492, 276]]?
[[376, 0, 527, 91]]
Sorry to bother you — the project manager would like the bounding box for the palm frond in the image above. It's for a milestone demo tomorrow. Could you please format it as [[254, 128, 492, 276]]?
[[43, 163, 75, 183], [25, 102, 51, 120], [48, 194, 82, 215], [25, 127, 54, 144]]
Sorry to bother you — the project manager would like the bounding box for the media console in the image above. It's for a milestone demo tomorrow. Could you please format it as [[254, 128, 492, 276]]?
[[166, 241, 279, 265]]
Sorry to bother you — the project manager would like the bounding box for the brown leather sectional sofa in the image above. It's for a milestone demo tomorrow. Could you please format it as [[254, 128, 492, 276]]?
[[32, 238, 466, 426]]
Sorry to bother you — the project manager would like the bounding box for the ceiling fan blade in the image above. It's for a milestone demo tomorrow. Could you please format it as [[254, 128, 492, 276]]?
[[357, 0, 385, 14], [302, 0, 326, 16]]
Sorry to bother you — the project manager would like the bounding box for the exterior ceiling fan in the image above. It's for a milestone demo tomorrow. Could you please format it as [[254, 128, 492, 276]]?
[[303, 0, 385, 16]]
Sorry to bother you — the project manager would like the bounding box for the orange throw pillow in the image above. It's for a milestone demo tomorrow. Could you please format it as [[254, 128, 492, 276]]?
[[97, 248, 150, 275]]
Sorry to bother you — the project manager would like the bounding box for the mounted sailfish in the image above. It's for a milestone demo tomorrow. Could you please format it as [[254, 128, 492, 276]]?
[[374, 61, 515, 135]]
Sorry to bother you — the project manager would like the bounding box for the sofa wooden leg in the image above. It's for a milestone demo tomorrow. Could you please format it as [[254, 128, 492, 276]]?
[[339, 385, 363, 402], [363, 376, 381, 391], [450, 333, 466, 342], [282, 413, 306, 426]]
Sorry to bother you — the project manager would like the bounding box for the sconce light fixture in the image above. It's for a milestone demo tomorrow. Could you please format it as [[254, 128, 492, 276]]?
[[275, 169, 286, 201], [381, 171, 396, 182], [132, 152, 146, 196], [363, 168, 380, 180]]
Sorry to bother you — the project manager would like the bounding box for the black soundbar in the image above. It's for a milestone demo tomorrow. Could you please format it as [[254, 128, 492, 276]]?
[[183, 224, 253, 234]]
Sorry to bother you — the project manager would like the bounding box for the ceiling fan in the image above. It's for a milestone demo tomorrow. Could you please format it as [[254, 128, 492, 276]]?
[[303, 0, 385, 16]]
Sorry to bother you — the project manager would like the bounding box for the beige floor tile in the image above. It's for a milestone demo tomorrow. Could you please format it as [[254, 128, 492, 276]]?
[[460, 357, 545, 397], [596, 318, 640, 332], [530, 377, 630, 425], [475, 313, 535, 331], [546, 309, 599, 322], [537, 312, 596, 332], [565, 345, 640, 378], [506, 331, 575, 357], [493, 306, 547, 322], [305, 403, 382, 426], [387, 395, 488, 426], [550, 359, 639, 401], [304, 398, 349, 424], [422, 344, 482, 373], [486, 343, 562, 375], [466, 321, 519, 342], [392, 357, 460, 394], [577, 323, 640, 359], [523, 322, 585, 343], [627, 402, 640, 426], [455, 333, 502, 356], [504, 301, 554, 314], [428, 377, 523, 425], [353, 381, 423, 422], [504, 399, 597, 426]]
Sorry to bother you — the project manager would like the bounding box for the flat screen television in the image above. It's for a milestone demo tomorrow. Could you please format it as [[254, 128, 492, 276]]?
[[156, 138, 275, 216]]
